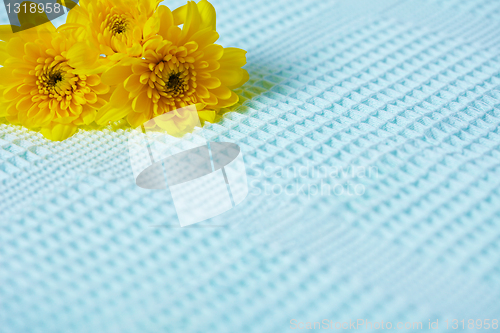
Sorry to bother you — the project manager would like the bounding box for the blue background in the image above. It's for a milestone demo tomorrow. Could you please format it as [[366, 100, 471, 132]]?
[[1, 0, 500, 332]]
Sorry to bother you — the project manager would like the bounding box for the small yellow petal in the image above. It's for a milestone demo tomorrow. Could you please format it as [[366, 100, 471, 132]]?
[[216, 90, 238, 108], [212, 68, 245, 88], [132, 90, 152, 113], [40, 123, 78, 141], [203, 44, 223, 60], [198, 110, 216, 122], [219, 48, 247, 68], [125, 75, 143, 92], [210, 85, 232, 99], [201, 77, 221, 89]]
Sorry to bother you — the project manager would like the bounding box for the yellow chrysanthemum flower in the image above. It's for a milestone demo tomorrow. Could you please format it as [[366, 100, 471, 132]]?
[[93, 0, 249, 128], [0, 22, 110, 141], [64, 0, 162, 68]]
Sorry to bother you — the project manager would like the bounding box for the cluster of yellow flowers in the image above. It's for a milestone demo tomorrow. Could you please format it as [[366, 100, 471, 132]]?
[[0, 0, 248, 140]]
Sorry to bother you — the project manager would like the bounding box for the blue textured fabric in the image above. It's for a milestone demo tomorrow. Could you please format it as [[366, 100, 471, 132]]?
[[1, 0, 500, 332]]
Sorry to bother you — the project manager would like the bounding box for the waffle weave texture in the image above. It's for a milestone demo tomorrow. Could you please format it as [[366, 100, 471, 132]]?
[[1, 0, 500, 332]]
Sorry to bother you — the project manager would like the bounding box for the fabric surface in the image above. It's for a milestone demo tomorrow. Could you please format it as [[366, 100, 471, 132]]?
[[1, 0, 500, 332]]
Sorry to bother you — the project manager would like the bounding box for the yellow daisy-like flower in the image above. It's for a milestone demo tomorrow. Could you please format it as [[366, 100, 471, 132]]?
[[64, 0, 161, 68], [0, 22, 110, 141], [94, 0, 249, 128]]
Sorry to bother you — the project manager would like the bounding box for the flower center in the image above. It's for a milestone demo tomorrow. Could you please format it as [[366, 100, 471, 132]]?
[[110, 16, 128, 35], [165, 72, 184, 93], [37, 66, 71, 96], [35, 60, 81, 101], [46, 70, 63, 88], [130, 42, 200, 114]]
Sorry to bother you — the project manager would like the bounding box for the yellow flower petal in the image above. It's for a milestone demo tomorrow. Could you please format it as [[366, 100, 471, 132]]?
[[216, 90, 239, 108], [0, 25, 16, 42], [95, 104, 131, 125], [210, 85, 232, 99], [3, 85, 22, 101], [178, 1, 201, 44], [212, 68, 246, 88], [16, 95, 33, 112], [196, 85, 210, 99], [201, 77, 221, 89], [132, 90, 152, 113], [102, 65, 133, 86], [127, 108, 151, 127], [219, 48, 247, 68], [203, 44, 223, 60], [124, 74, 143, 92], [73, 104, 96, 125], [7, 37, 25, 58], [198, 110, 216, 122], [40, 123, 78, 141], [95, 85, 131, 124], [143, 17, 160, 40], [197, 0, 216, 30], [157, 5, 174, 39], [65, 5, 89, 25], [140, 0, 162, 17], [172, 3, 188, 26], [67, 42, 100, 70]]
